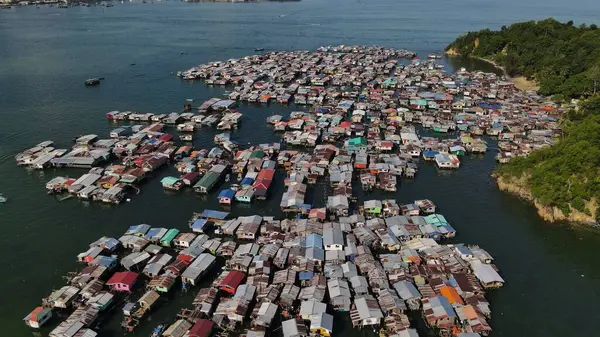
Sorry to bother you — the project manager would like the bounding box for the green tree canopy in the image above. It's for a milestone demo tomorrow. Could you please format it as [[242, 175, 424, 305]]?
[[446, 19, 600, 98]]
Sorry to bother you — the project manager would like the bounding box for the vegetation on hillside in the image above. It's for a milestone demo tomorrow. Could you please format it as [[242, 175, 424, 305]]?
[[495, 96, 600, 220], [446, 19, 600, 98]]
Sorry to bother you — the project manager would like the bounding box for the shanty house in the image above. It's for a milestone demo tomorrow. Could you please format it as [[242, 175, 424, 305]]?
[[188, 319, 215, 337], [106, 271, 138, 292], [282, 319, 309, 337], [323, 227, 344, 251], [310, 312, 334, 337], [299, 299, 327, 320], [352, 296, 384, 327], [422, 295, 456, 329], [23, 307, 53, 328], [221, 270, 246, 295]]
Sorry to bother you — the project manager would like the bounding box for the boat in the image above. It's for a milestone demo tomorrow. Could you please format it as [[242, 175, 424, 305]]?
[[230, 184, 240, 191], [214, 227, 223, 235], [254, 48, 265, 52], [85, 78, 102, 86], [225, 174, 231, 182], [0, 195, 6, 204], [150, 324, 166, 337], [180, 134, 193, 141]]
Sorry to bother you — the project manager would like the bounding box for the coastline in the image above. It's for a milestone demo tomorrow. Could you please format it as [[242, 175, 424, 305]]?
[[494, 174, 598, 227], [444, 48, 540, 91]]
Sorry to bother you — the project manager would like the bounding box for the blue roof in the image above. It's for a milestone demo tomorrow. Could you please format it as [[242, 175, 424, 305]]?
[[145, 228, 167, 240], [455, 245, 472, 256], [305, 234, 323, 249], [126, 224, 151, 236], [437, 224, 455, 234], [299, 271, 314, 280], [200, 209, 230, 220], [212, 100, 235, 108], [191, 219, 208, 230], [96, 237, 120, 250], [91, 255, 116, 267], [241, 177, 254, 185], [218, 189, 235, 199], [423, 151, 439, 157], [430, 296, 456, 318]]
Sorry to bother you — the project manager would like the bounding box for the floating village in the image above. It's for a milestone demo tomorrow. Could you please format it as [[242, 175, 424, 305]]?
[[26, 200, 504, 337], [17, 45, 564, 337]]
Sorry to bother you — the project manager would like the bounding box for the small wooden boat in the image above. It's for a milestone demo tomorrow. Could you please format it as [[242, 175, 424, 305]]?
[[85, 78, 103, 86], [150, 324, 166, 337]]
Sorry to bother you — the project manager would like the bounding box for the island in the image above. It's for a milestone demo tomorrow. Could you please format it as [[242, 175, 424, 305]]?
[[447, 19, 600, 226]]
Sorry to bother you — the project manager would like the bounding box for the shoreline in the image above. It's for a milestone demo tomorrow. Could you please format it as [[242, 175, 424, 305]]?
[[494, 174, 598, 227], [445, 49, 540, 91]]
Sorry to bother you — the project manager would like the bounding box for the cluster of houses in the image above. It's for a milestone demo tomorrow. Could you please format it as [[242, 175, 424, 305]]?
[[16, 44, 567, 209], [27, 198, 504, 337], [106, 99, 240, 135], [178, 46, 415, 104], [27, 223, 221, 336], [180, 45, 564, 166], [30, 124, 177, 204]]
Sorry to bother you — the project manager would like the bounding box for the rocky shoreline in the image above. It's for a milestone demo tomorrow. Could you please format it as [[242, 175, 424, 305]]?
[[494, 174, 598, 226]]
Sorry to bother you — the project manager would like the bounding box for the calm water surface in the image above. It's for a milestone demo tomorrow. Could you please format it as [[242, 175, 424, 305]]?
[[1, 1, 600, 336]]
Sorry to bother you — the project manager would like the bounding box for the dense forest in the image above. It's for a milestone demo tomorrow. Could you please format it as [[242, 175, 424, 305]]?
[[495, 96, 600, 221], [446, 19, 600, 98]]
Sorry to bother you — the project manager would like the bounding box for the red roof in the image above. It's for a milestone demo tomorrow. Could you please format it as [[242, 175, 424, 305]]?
[[188, 319, 215, 337], [221, 270, 245, 292], [158, 134, 173, 142], [177, 254, 194, 263], [107, 271, 138, 287], [252, 179, 272, 190], [257, 169, 275, 181]]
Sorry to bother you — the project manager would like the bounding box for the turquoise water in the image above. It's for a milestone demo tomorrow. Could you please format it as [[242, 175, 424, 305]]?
[[1, 1, 600, 336]]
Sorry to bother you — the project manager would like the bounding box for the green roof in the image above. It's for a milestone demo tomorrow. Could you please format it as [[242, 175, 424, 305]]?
[[250, 150, 265, 159], [160, 229, 180, 246], [160, 176, 180, 186], [348, 137, 367, 146], [194, 172, 220, 190]]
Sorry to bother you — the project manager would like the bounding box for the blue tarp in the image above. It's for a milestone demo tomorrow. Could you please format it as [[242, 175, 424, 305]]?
[[200, 209, 230, 220]]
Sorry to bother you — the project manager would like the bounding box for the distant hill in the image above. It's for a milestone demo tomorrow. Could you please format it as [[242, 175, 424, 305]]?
[[446, 19, 600, 99]]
